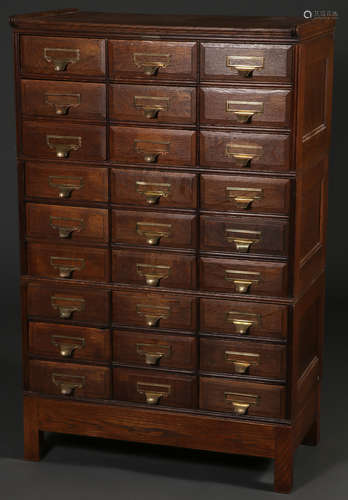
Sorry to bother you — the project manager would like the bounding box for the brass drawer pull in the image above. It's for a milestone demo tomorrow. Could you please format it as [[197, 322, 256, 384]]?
[[45, 92, 81, 115], [136, 303, 170, 328], [137, 381, 171, 405], [224, 270, 261, 294], [50, 256, 85, 279], [136, 343, 171, 365], [48, 175, 84, 199], [224, 351, 260, 374], [225, 143, 263, 168], [224, 392, 259, 415], [46, 134, 82, 159], [226, 55, 264, 78], [226, 311, 260, 335], [134, 139, 170, 163], [49, 216, 84, 239], [134, 96, 169, 119], [136, 181, 171, 205], [51, 335, 85, 358], [136, 222, 172, 246], [225, 229, 261, 253], [226, 187, 263, 210], [44, 47, 80, 72], [136, 263, 171, 286], [133, 52, 171, 76], [226, 100, 264, 123], [51, 295, 85, 319], [52, 373, 85, 396]]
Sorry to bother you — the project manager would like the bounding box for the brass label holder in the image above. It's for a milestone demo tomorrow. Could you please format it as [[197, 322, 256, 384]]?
[[224, 350, 260, 374], [133, 52, 171, 76], [136, 221, 172, 246], [225, 143, 263, 167], [224, 392, 260, 415], [134, 95, 169, 119], [51, 335, 86, 358], [226, 310, 261, 335], [52, 373, 85, 396], [136, 181, 171, 205], [46, 134, 82, 158], [45, 92, 81, 115], [50, 256, 85, 279], [224, 228, 261, 253], [136, 263, 171, 286], [49, 216, 84, 239], [137, 381, 171, 405], [224, 269, 261, 294], [134, 139, 170, 163], [51, 295, 86, 320], [226, 187, 263, 210], [44, 47, 80, 72], [136, 343, 172, 365], [226, 100, 264, 123], [48, 175, 84, 199], [226, 55, 264, 78], [136, 303, 170, 327]]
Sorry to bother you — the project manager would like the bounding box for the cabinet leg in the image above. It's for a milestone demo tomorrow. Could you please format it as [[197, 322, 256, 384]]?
[[24, 396, 43, 461], [274, 428, 294, 494]]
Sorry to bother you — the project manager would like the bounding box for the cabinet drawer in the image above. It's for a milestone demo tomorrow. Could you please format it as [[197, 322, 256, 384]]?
[[200, 298, 288, 340], [200, 337, 286, 380], [110, 126, 196, 166], [199, 377, 286, 418], [200, 87, 291, 128], [201, 43, 293, 82], [27, 242, 109, 282], [112, 249, 196, 289], [113, 331, 197, 370], [111, 169, 197, 209], [110, 84, 196, 124], [200, 257, 288, 297], [22, 120, 106, 161], [20, 36, 106, 77], [29, 359, 111, 400], [29, 322, 111, 362], [200, 215, 289, 257], [21, 80, 106, 120], [27, 283, 109, 325], [114, 368, 197, 408], [112, 210, 197, 249], [200, 174, 291, 215], [200, 131, 291, 172], [112, 291, 197, 332], [109, 40, 197, 81], [25, 162, 108, 203], [26, 203, 108, 244]]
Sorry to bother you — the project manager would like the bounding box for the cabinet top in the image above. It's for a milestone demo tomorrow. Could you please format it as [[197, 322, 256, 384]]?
[[10, 9, 336, 40]]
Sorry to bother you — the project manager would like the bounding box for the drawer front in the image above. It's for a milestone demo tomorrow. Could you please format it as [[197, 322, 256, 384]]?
[[200, 257, 288, 297], [200, 337, 286, 380], [26, 203, 108, 244], [111, 169, 197, 209], [27, 242, 109, 282], [27, 283, 109, 325], [110, 84, 196, 124], [109, 40, 197, 81], [20, 36, 106, 77], [200, 215, 289, 257], [200, 87, 291, 128], [199, 377, 286, 418], [200, 174, 291, 215], [29, 359, 111, 400], [112, 291, 197, 332], [112, 249, 196, 289], [22, 120, 106, 161], [114, 368, 197, 408], [201, 43, 293, 82], [29, 322, 111, 362], [200, 298, 288, 340], [21, 80, 106, 120], [200, 131, 291, 172], [25, 162, 108, 203], [110, 126, 196, 166], [114, 330, 197, 370], [112, 210, 197, 249]]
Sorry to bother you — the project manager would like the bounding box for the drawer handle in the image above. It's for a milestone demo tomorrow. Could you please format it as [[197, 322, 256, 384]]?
[[137, 381, 171, 405], [46, 135, 82, 159], [44, 47, 80, 72], [134, 140, 170, 163], [51, 295, 85, 320], [48, 175, 84, 199], [136, 181, 171, 205], [224, 270, 261, 294], [45, 92, 81, 115], [226, 55, 264, 78], [136, 303, 170, 328], [225, 143, 263, 168], [136, 222, 172, 246], [226, 100, 264, 124], [224, 392, 259, 415], [136, 343, 171, 365], [50, 256, 85, 279], [225, 229, 261, 253], [136, 263, 171, 286], [224, 351, 260, 374], [51, 335, 85, 357], [226, 311, 260, 335], [134, 96, 169, 119], [49, 216, 84, 239], [226, 187, 263, 210], [52, 373, 85, 396], [133, 52, 171, 76]]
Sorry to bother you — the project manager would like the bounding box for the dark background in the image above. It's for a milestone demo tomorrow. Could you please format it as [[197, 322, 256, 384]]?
[[0, 1, 347, 498]]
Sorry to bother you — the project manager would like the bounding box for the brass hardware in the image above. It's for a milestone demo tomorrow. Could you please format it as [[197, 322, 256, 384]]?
[[44, 47, 80, 72], [224, 392, 259, 415], [136, 181, 171, 205], [224, 270, 261, 294], [225, 229, 261, 253], [49, 216, 84, 239], [136, 222, 172, 246], [226, 100, 264, 123], [226, 311, 260, 335], [46, 135, 82, 158], [52, 373, 85, 396], [51, 295, 85, 319], [133, 53, 171, 76], [50, 256, 85, 279], [51, 335, 85, 357], [136, 263, 171, 286], [48, 175, 84, 198], [134, 139, 170, 163], [45, 92, 81, 115], [225, 143, 263, 168], [226, 187, 263, 210], [134, 96, 169, 119], [137, 382, 171, 405], [224, 351, 260, 374], [136, 303, 170, 327], [136, 343, 171, 365], [226, 55, 264, 78]]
